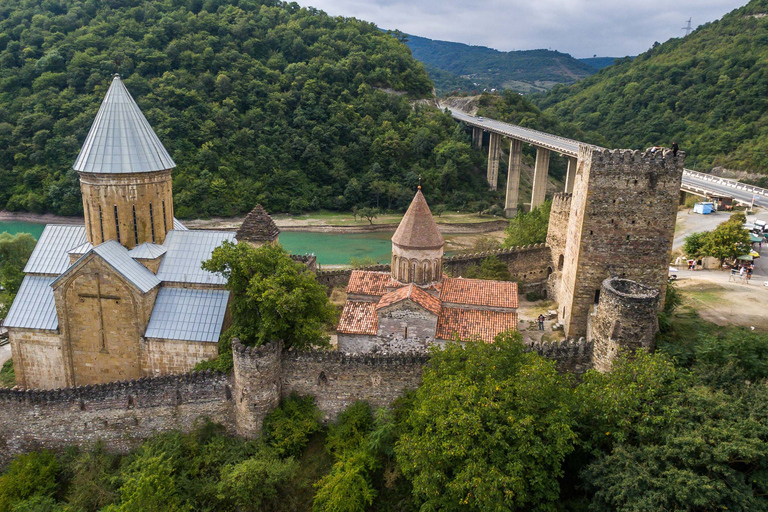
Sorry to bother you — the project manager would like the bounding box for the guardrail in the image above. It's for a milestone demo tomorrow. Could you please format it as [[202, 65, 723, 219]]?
[[683, 169, 768, 198]]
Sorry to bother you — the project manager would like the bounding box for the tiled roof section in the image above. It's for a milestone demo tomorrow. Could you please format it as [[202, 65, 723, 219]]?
[[346, 270, 401, 297], [145, 288, 230, 342], [3, 276, 58, 331], [391, 189, 444, 249], [236, 204, 279, 243], [73, 75, 175, 174], [53, 240, 161, 293], [376, 284, 442, 316], [24, 225, 87, 275], [173, 218, 188, 231], [128, 242, 167, 259], [436, 308, 518, 343], [337, 301, 378, 335], [157, 230, 235, 285], [441, 277, 519, 309]]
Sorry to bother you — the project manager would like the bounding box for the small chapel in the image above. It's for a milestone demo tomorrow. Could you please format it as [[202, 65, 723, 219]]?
[[337, 188, 519, 353], [4, 76, 237, 390]]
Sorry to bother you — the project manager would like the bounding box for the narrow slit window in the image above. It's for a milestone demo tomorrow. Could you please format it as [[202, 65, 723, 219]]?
[[86, 202, 92, 239], [149, 203, 156, 243], [162, 200, 168, 232], [114, 205, 121, 243], [132, 205, 139, 245], [98, 205, 104, 243]]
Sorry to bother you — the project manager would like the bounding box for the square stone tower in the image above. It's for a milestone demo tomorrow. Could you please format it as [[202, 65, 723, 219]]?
[[557, 146, 684, 338]]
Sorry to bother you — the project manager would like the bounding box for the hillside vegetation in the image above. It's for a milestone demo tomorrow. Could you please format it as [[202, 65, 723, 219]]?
[[538, 0, 768, 172], [405, 35, 596, 94], [0, 0, 492, 218]]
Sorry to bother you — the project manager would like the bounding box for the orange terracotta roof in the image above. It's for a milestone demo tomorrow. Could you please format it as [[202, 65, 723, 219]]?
[[391, 189, 444, 249], [376, 284, 442, 316], [337, 301, 378, 335], [440, 277, 518, 309], [436, 308, 518, 343], [346, 270, 401, 297]]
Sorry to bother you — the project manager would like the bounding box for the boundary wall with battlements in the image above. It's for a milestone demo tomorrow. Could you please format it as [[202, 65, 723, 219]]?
[[0, 336, 598, 465]]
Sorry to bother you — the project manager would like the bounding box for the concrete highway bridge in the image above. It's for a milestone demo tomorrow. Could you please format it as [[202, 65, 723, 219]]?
[[444, 107, 768, 215]]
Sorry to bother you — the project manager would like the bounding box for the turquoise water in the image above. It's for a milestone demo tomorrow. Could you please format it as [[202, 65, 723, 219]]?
[[0, 220, 394, 265]]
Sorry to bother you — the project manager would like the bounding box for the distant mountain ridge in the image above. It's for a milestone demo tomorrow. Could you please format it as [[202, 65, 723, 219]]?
[[404, 34, 597, 94]]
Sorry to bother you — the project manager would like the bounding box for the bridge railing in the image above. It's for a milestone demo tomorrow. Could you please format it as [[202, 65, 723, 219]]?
[[683, 169, 768, 199]]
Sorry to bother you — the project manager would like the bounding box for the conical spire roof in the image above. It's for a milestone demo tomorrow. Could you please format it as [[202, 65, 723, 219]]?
[[392, 189, 444, 249], [236, 204, 280, 243], [73, 75, 176, 174]]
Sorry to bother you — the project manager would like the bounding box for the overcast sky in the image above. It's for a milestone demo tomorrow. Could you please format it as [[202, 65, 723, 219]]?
[[303, 0, 747, 57]]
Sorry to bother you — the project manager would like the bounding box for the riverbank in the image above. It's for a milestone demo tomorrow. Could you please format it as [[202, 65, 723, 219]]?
[[0, 211, 83, 225]]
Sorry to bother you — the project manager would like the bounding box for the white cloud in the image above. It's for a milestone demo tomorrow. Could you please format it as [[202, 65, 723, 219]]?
[[302, 0, 747, 57]]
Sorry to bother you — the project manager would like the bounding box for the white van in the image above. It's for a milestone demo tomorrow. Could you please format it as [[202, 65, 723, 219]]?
[[755, 220, 767, 233]]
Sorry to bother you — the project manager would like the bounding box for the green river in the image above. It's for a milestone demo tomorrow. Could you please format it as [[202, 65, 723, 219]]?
[[0, 220, 394, 265]]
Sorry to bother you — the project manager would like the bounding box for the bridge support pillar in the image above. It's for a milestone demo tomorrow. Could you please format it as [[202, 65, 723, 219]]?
[[530, 147, 550, 209], [472, 127, 483, 149], [565, 156, 577, 194], [505, 139, 523, 217], [487, 132, 501, 190]]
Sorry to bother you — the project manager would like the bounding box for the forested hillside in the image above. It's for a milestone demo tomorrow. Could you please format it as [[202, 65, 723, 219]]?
[[0, 0, 490, 218], [538, 0, 768, 172], [405, 35, 596, 94]]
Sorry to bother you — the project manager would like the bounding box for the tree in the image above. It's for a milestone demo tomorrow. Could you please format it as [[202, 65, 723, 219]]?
[[0, 452, 60, 512], [432, 204, 446, 217], [682, 231, 707, 258], [111, 453, 188, 512], [395, 331, 576, 511], [202, 242, 336, 349], [503, 200, 551, 248], [462, 255, 512, 281], [217, 453, 297, 512], [358, 207, 379, 225], [701, 219, 751, 265]]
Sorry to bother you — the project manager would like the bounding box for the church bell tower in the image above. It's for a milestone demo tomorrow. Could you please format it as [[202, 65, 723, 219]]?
[[74, 75, 176, 249]]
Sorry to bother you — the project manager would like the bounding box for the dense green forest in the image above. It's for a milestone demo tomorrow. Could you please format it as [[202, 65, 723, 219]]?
[[0, 0, 496, 218], [537, 0, 768, 173], [3, 315, 768, 512], [405, 35, 596, 93]]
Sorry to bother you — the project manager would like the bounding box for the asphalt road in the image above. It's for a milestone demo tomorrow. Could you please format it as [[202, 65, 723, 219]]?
[[681, 175, 767, 208]]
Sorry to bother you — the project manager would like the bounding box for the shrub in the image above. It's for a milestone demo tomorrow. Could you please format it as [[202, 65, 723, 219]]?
[[526, 290, 543, 302], [217, 451, 297, 512], [263, 393, 321, 458], [0, 452, 60, 512], [326, 402, 375, 460]]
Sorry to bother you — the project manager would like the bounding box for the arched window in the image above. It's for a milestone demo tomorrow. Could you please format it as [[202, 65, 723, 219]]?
[[98, 205, 104, 243], [149, 203, 156, 243], [423, 261, 430, 283], [162, 200, 168, 233], [132, 205, 139, 245], [412, 261, 418, 283], [558, 254, 564, 271], [86, 202, 92, 239], [114, 205, 121, 243], [401, 260, 408, 282]]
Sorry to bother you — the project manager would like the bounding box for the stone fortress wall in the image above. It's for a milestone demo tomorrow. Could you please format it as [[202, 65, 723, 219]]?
[[0, 336, 597, 466]]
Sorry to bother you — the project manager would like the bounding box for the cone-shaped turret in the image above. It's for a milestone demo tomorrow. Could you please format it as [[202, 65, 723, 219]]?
[[391, 188, 444, 286], [74, 75, 175, 174], [392, 189, 444, 249], [236, 204, 280, 246]]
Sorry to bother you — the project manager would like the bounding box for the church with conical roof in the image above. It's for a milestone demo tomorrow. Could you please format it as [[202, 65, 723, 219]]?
[[337, 188, 518, 353], [4, 76, 235, 389]]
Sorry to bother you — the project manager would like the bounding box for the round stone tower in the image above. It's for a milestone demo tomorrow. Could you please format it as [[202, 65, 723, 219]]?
[[589, 277, 660, 372], [391, 188, 444, 286], [75, 75, 175, 249]]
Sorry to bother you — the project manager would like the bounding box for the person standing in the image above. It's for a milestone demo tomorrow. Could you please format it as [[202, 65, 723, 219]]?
[[537, 314, 545, 331], [672, 141, 679, 157]]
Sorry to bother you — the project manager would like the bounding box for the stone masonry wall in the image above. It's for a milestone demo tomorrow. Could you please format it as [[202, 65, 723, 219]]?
[[9, 329, 66, 390], [0, 371, 234, 467], [546, 193, 572, 304], [141, 339, 219, 377], [558, 147, 684, 338], [588, 278, 660, 372]]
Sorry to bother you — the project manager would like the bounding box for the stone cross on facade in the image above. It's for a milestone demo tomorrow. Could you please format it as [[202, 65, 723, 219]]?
[[77, 273, 120, 353]]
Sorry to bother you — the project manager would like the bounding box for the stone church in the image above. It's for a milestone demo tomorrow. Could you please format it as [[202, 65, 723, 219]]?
[[4, 76, 236, 389], [337, 188, 519, 352]]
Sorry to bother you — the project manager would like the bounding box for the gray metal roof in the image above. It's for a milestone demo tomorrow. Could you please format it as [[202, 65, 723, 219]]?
[[24, 225, 87, 275], [144, 287, 229, 342], [173, 218, 188, 231], [73, 75, 176, 174], [68, 242, 93, 255], [53, 240, 160, 293], [128, 242, 167, 259], [3, 276, 58, 331], [157, 230, 235, 285]]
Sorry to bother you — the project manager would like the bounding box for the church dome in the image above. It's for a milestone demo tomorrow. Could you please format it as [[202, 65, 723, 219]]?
[[391, 189, 444, 286], [392, 189, 444, 250]]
